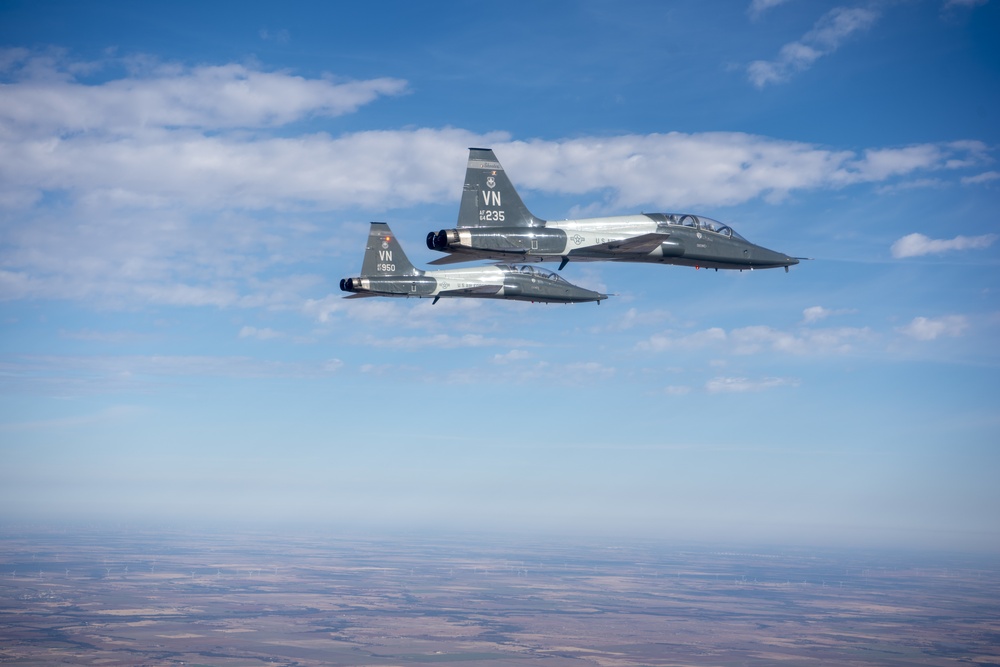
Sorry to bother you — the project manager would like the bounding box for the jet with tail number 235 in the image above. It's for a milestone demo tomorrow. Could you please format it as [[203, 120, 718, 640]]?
[[427, 148, 800, 272], [341, 223, 607, 304]]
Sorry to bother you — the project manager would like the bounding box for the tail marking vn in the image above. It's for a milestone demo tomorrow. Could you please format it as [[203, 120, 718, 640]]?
[[458, 148, 545, 228]]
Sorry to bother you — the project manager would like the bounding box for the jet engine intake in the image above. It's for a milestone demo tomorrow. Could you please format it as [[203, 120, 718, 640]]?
[[658, 240, 684, 257], [501, 282, 522, 297]]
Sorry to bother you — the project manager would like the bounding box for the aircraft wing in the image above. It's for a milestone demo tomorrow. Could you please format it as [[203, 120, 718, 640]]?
[[589, 233, 669, 255], [438, 284, 503, 297]]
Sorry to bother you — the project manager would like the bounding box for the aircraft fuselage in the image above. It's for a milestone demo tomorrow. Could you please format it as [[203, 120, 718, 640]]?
[[429, 213, 798, 271], [427, 148, 800, 272], [341, 224, 607, 304]]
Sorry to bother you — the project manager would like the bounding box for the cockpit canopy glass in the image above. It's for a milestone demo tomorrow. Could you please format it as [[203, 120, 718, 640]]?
[[659, 214, 745, 241], [496, 264, 569, 283]]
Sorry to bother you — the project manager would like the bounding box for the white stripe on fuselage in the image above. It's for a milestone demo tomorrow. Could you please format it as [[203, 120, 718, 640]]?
[[549, 216, 659, 255], [425, 265, 506, 295]]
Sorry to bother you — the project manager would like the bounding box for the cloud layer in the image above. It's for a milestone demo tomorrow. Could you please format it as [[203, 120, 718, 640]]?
[[1, 49, 408, 133], [748, 6, 880, 88], [0, 50, 995, 310], [1, 50, 992, 216], [891, 232, 998, 258]]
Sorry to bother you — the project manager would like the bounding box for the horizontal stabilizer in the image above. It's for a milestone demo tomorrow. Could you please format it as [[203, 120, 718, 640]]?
[[428, 249, 528, 265], [343, 292, 378, 299], [427, 253, 478, 266]]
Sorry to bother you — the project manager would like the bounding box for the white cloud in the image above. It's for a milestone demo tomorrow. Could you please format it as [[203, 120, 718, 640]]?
[[876, 177, 947, 194], [636, 327, 727, 352], [896, 315, 968, 341], [749, 0, 794, 18], [943, 0, 988, 8], [359, 363, 396, 375], [891, 232, 998, 258], [302, 295, 346, 323], [590, 307, 672, 333], [0, 52, 407, 134], [802, 306, 855, 324], [326, 297, 507, 335], [1, 53, 987, 218], [729, 324, 872, 355], [444, 358, 616, 386], [961, 170, 1000, 185], [802, 306, 832, 324], [706, 376, 799, 393], [58, 328, 146, 343], [259, 28, 291, 44], [238, 326, 282, 340], [0, 126, 493, 213], [638, 324, 872, 357], [493, 349, 531, 363], [564, 361, 616, 378], [0, 207, 307, 307], [1, 354, 348, 395], [0, 50, 993, 311], [359, 333, 538, 350], [499, 136, 987, 209], [853, 145, 959, 180], [747, 6, 880, 88]]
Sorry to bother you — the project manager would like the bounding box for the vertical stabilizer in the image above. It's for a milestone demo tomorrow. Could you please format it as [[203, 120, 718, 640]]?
[[361, 223, 422, 277], [457, 148, 544, 228]]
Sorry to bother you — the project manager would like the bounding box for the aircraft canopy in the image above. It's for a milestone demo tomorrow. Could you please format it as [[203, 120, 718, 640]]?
[[656, 214, 746, 241], [497, 264, 570, 283]]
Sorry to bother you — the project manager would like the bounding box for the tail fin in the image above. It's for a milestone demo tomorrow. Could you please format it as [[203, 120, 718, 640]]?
[[360, 222, 422, 277], [457, 148, 545, 228]]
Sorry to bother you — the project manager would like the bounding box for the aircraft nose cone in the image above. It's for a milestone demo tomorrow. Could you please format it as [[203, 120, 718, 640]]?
[[756, 247, 799, 268], [579, 288, 607, 302]]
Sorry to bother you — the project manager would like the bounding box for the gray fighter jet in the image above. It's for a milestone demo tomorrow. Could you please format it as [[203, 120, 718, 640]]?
[[427, 148, 800, 272], [341, 223, 607, 304]]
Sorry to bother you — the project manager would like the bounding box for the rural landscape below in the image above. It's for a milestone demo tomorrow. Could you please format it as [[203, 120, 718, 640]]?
[[2, 526, 998, 666]]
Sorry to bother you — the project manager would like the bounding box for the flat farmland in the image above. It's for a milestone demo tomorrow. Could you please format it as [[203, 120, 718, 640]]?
[[1, 528, 997, 666]]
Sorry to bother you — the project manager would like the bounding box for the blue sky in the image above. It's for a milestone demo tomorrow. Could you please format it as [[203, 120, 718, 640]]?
[[1, 0, 998, 550]]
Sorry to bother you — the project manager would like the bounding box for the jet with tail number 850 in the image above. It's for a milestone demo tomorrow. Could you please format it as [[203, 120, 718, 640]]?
[[341, 222, 607, 304], [427, 148, 800, 272]]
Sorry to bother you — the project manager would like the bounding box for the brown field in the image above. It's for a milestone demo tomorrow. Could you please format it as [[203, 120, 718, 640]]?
[[0, 527, 997, 666]]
